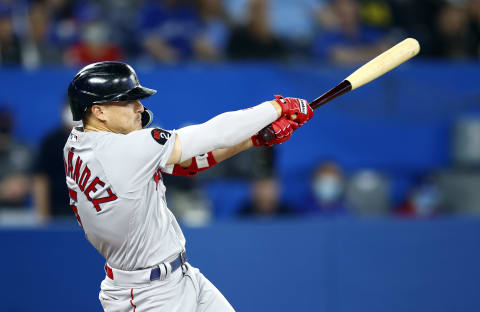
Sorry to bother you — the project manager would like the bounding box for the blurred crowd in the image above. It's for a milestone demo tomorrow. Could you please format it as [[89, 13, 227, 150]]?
[[0, 0, 479, 69], [2, 98, 480, 226], [1, 0, 480, 226]]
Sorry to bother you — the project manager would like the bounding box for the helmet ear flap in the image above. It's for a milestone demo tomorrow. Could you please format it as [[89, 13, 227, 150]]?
[[141, 108, 153, 128]]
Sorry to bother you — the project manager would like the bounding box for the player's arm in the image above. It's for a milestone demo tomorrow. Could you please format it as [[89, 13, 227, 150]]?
[[178, 139, 254, 168], [166, 96, 313, 166], [192, 116, 301, 165], [165, 139, 253, 177], [166, 109, 307, 177], [166, 100, 282, 166]]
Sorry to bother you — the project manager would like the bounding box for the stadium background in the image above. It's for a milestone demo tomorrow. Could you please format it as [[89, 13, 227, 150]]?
[[0, 0, 479, 311]]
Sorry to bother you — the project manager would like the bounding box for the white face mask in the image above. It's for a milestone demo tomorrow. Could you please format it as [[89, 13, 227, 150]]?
[[84, 23, 108, 44], [313, 175, 343, 204]]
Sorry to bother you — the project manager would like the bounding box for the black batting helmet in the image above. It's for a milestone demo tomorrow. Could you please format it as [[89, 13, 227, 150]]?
[[68, 61, 156, 128]]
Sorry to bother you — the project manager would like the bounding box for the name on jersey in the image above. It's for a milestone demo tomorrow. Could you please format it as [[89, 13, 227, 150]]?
[[64, 148, 118, 212]]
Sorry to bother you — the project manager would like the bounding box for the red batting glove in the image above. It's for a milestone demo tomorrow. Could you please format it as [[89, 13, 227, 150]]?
[[252, 117, 296, 147], [273, 95, 314, 128]]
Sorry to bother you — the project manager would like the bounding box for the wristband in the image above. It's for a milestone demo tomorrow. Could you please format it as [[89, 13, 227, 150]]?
[[169, 152, 218, 177]]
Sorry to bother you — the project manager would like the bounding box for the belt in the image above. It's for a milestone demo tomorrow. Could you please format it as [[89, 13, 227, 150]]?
[[150, 251, 187, 281], [105, 251, 187, 283]]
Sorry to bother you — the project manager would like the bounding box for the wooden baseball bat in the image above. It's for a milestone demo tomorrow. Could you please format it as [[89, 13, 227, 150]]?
[[260, 38, 420, 141]]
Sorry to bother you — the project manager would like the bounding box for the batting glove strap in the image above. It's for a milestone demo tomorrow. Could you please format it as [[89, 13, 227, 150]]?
[[167, 152, 218, 177]]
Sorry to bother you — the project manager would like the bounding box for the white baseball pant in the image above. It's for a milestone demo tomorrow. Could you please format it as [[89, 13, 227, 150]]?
[[99, 263, 234, 311]]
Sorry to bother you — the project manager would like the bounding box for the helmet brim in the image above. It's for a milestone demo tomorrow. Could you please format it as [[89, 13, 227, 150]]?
[[94, 86, 157, 104], [123, 86, 157, 100]]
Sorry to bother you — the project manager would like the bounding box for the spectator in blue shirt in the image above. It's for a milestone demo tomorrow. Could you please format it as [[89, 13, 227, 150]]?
[[194, 0, 231, 61], [313, 0, 389, 64], [138, 0, 202, 63]]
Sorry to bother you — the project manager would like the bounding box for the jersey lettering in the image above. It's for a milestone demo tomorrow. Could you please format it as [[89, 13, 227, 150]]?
[[67, 148, 74, 177], [78, 166, 91, 192], [73, 157, 83, 184], [153, 168, 162, 190], [92, 188, 118, 212], [84, 177, 104, 202], [66, 151, 118, 212], [68, 188, 83, 228], [84, 177, 118, 212]]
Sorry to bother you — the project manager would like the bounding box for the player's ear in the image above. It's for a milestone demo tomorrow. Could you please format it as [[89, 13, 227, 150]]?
[[90, 104, 107, 122]]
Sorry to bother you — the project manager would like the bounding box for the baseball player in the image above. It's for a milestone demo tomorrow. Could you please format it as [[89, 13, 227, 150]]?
[[63, 61, 313, 311]]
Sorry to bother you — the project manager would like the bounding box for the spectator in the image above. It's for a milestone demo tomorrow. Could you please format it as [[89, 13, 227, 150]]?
[[466, 0, 480, 58], [0, 106, 32, 209], [41, 0, 78, 47], [432, 2, 478, 59], [359, 0, 393, 29], [194, 0, 231, 61], [269, 0, 324, 57], [346, 169, 390, 215], [96, 0, 144, 59], [0, 5, 22, 66], [238, 176, 294, 218], [388, 0, 442, 56], [138, 0, 203, 63], [33, 100, 71, 221], [65, 19, 124, 66], [312, 0, 390, 64], [303, 161, 348, 216], [227, 0, 286, 60], [22, 2, 62, 68], [396, 177, 442, 218]]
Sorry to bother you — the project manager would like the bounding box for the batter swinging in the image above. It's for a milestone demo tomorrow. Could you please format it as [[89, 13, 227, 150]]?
[[63, 62, 313, 311]]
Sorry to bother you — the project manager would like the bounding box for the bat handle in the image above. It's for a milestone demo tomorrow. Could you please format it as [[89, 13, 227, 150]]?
[[260, 80, 353, 144], [260, 124, 276, 143]]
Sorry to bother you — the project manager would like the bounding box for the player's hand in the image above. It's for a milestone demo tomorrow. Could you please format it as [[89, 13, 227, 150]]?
[[273, 95, 314, 128], [252, 117, 296, 147]]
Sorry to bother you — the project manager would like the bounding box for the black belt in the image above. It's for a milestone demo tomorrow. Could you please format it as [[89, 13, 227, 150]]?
[[150, 251, 187, 281]]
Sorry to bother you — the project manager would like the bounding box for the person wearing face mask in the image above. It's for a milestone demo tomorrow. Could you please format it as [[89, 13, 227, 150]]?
[[33, 99, 74, 221], [303, 161, 349, 216]]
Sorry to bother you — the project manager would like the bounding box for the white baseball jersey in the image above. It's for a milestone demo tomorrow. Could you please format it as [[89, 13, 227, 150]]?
[[63, 127, 185, 271]]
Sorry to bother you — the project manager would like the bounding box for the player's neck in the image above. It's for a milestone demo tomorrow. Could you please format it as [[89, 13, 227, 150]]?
[[84, 121, 113, 133]]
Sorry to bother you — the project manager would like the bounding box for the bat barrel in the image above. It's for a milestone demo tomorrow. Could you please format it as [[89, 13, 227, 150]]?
[[261, 38, 420, 143], [346, 38, 420, 91]]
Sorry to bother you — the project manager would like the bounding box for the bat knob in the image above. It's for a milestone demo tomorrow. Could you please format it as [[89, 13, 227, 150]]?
[[260, 125, 275, 143]]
